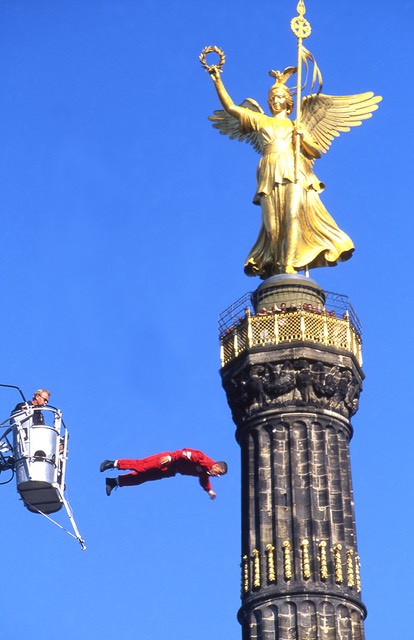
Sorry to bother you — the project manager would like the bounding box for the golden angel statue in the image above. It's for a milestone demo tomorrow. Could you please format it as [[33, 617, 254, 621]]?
[[205, 59, 381, 278]]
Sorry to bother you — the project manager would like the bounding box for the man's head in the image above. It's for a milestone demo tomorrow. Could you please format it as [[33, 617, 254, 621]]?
[[32, 389, 51, 407], [209, 461, 228, 477]]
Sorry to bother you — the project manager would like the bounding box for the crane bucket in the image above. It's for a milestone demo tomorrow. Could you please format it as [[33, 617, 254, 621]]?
[[12, 407, 66, 514]]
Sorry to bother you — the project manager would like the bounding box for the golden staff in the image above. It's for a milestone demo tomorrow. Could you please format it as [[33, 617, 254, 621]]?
[[290, 0, 311, 182]]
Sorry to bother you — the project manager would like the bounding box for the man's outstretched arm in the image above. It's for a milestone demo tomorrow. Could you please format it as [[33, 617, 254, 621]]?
[[199, 473, 214, 497]]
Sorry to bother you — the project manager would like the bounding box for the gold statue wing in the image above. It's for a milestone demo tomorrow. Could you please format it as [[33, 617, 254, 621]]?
[[208, 98, 264, 154], [301, 92, 382, 154]]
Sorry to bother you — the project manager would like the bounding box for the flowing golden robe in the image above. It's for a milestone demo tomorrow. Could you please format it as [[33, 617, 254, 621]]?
[[240, 110, 354, 277]]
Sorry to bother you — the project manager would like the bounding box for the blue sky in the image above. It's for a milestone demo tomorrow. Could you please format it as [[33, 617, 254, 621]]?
[[0, 1, 410, 638]]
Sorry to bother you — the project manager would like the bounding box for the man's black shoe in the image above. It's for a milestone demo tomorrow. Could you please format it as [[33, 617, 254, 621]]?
[[106, 477, 118, 496], [100, 459, 115, 473]]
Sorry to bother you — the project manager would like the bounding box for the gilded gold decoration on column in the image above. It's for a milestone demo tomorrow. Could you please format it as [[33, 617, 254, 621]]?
[[233, 330, 239, 358], [318, 541, 328, 581], [333, 544, 343, 584], [355, 555, 362, 593], [241, 554, 249, 595], [253, 549, 261, 589], [266, 543, 276, 583], [273, 313, 280, 342], [283, 541, 293, 580], [219, 310, 362, 367], [346, 315, 352, 352], [300, 539, 311, 580], [247, 312, 253, 348], [300, 314, 306, 340], [347, 549, 355, 588]]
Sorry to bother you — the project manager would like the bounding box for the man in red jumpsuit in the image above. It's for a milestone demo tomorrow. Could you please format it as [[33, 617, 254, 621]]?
[[100, 449, 228, 499]]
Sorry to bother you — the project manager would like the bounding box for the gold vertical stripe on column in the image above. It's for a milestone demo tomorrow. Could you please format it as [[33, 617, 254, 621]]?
[[347, 549, 355, 588], [318, 541, 328, 580], [355, 554, 362, 593], [247, 312, 253, 348], [301, 539, 311, 580], [283, 541, 292, 580], [266, 543, 276, 583], [253, 549, 261, 589], [241, 554, 249, 595], [333, 544, 343, 584]]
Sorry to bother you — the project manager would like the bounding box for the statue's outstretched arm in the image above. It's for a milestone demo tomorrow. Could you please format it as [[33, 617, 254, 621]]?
[[209, 68, 243, 119]]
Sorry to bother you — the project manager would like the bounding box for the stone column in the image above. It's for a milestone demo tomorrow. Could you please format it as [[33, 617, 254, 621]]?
[[221, 276, 366, 640]]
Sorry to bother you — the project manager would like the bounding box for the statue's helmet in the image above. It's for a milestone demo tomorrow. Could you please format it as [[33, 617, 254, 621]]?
[[267, 67, 297, 115]]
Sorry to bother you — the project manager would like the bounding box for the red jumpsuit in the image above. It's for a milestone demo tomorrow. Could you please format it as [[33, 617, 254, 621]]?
[[117, 449, 217, 493]]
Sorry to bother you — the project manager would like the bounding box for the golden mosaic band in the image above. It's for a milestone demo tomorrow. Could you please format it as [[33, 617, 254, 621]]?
[[241, 540, 362, 594]]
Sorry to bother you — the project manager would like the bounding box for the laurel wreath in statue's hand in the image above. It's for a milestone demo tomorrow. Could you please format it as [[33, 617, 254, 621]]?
[[199, 46, 226, 73]]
